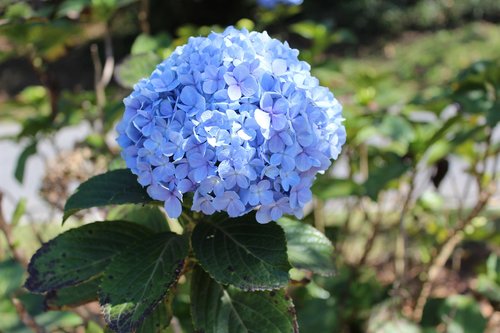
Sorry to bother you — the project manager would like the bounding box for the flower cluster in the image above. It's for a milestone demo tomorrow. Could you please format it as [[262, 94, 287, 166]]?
[[257, 0, 303, 9], [116, 27, 345, 223]]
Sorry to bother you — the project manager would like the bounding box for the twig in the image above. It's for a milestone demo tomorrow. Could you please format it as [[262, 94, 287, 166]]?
[[313, 198, 325, 233], [358, 216, 381, 267], [138, 0, 150, 34], [394, 171, 417, 291], [0, 192, 28, 266], [338, 197, 359, 253], [412, 134, 497, 322], [12, 297, 46, 333], [412, 188, 493, 322], [90, 25, 114, 135]]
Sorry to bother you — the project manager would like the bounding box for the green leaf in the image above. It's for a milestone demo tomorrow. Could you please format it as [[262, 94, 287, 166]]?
[[10, 198, 26, 228], [100, 232, 188, 333], [45, 276, 100, 309], [131, 33, 171, 55], [475, 275, 500, 302], [191, 266, 298, 333], [107, 205, 169, 233], [0, 259, 25, 297], [367, 302, 421, 333], [115, 53, 161, 89], [86, 321, 104, 333], [14, 141, 37, 183], [278, 218, 335, 276], [63, 169, 155, 222], [25, 221, 152, 292], [312, 177, 362, 199], [136, 297, 173, 333], [56, 0, 91, 18], [364, 152, 411, 200], [438, 295, 487, 333], [191, 214, 290, 291]]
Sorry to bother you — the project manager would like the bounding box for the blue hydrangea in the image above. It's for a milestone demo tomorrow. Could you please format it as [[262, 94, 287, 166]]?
[[257, 0, 303, 9], [116, 27, 346, 223]]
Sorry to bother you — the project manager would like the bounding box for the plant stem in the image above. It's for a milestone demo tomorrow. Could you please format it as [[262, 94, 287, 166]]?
[[412, 132, 497, 322], [0, 193, 28, 266], [394, 171, 416, 292], [11, 297, 46, 333]]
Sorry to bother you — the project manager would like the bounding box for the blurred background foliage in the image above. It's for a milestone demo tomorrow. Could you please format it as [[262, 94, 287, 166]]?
[[0, 0, 499, 332]]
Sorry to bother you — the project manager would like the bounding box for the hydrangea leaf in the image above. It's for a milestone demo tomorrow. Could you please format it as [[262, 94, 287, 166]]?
[[191, 265, 298, 333], [107, 205, 169, 233], [63, 169, 156, 222], [100, 232, 188, 333], [45, 276, 100, 309], [25, 221, 152, 293], [191, 213, 290, 291], [278, 217, 335, 276], [136, 297, 173, 333]]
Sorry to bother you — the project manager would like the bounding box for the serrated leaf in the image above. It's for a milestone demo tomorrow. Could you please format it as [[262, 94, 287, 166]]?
[[191, 214, 290, 291], [136, 297, 173, 333], [45, 276, 100, 309], [191, 266, 298, 333], [14, 141, 37, 183], [25, 221, 152, 292], [63, 169, 155, 222], [100, 232, 188, 333], [278, 218, 335, 276]]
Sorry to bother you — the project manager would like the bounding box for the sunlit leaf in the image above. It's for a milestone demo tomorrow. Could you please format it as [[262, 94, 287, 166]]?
[[191, 214, 290, 291], [278, 218, 335, 275], [63, 169, 155, 222]]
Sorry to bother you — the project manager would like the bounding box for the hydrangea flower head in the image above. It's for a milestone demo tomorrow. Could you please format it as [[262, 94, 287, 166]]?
[[257, 0, 303, 9], [116, 27, 346, 223]]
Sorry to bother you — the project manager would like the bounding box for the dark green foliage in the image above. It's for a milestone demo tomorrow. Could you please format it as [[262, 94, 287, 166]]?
[[190, 265, 298, 333], [100, 232, 188, 333], [44, 276, 100, 309], [191, 214, 291, 291], [63, 169, 155, 222], [136, 298, 173, 333], [25, 221, 152, 292], [107, 205, 170, 233]]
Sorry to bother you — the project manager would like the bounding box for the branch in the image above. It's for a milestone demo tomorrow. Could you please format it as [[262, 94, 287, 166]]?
[[394, 170, 417, 291], [412, 130, 497, 322], [138, 0, 150, 34], [90, 25, 115, 135], [412, 182, 495, 322], [11, 297, 46, 333]]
